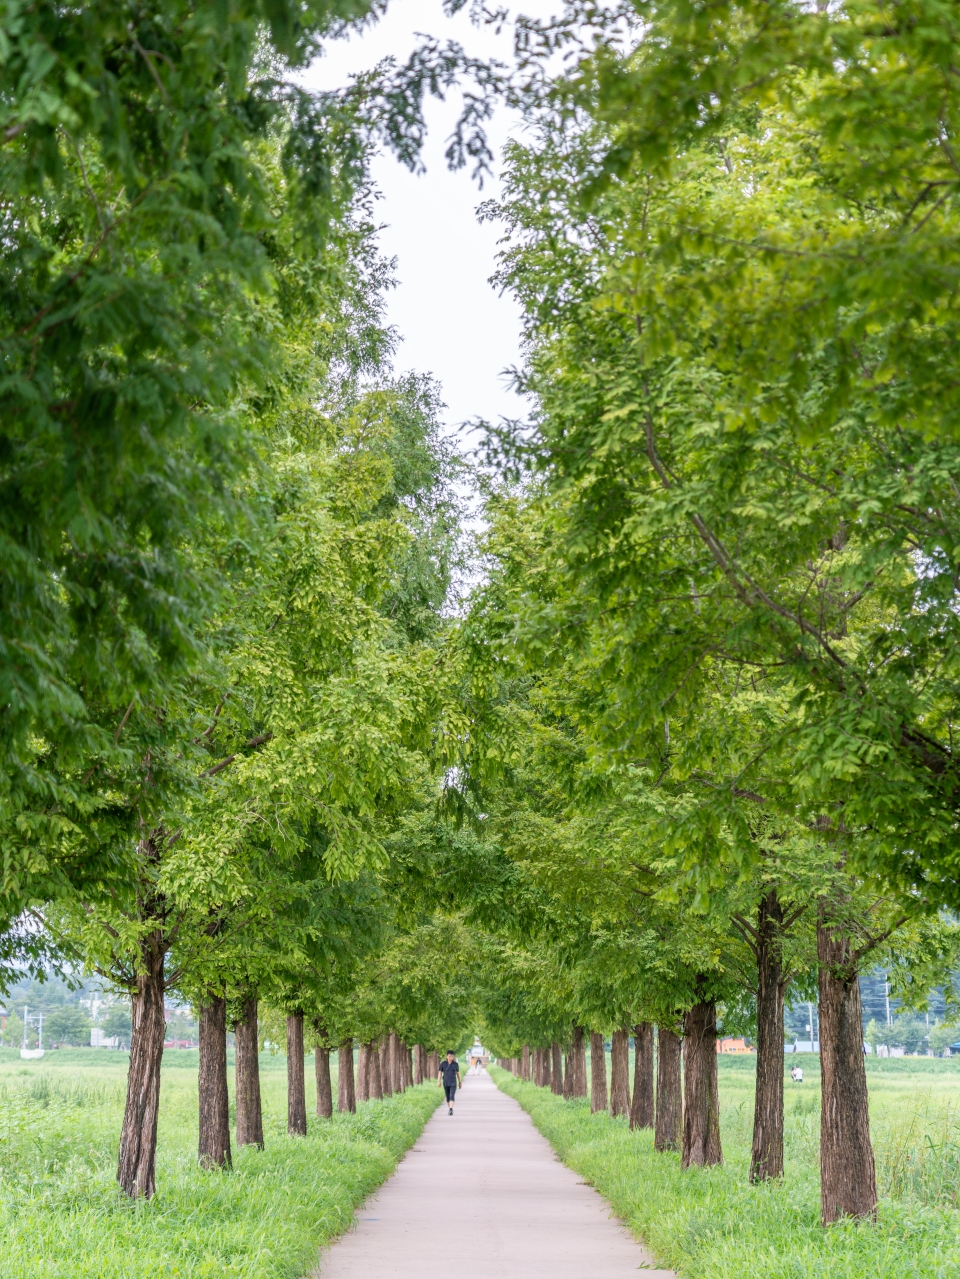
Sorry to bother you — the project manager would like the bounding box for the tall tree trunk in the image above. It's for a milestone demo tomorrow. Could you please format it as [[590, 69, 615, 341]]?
[[405, 1044, 413, 1089], [590, 1031, 608, 1113], [286, 1012, 307, 1136], [521, 1044, 531, 1080], [379, 1037, 393, 1096], [117, 929, 167, 1198], [198, 993, 231, 1169], [542, 1044, 552, 1091], [571, 1025, 588, 1097], [532, 1046, 542, 1085], [563, 1047, 573, 1097], [388, 1031, 401, 1093], [610, 1027, 630, 1118], [818, 903, 877, 1223], [427, 1050, 439, 1081], [338, 1040, 356, 1113], [234, 994, 263, 1149], [413, 1044, 424, 1085], [366, 1039, 383, 1100], [682, 994, 722, 1168], [356, 1042, 369, 1102], [751, 890, 786, 1182], [630, 1023, 655, 1131], [547, 1043, 562, 1094], [655, 1025, 682, 1152], [316, 1042, 333, 1117]]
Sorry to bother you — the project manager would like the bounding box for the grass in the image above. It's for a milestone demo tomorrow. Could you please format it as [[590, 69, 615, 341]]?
[[0, 1046, 441, 1278], [492, 1055, 960, 1278]]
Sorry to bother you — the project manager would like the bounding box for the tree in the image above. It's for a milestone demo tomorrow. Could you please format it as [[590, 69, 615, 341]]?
[[46, 1005, 93, 1046]]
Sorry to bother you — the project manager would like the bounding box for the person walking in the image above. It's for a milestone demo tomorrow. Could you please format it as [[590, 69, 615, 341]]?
[[438, 1050, 461, 1115]]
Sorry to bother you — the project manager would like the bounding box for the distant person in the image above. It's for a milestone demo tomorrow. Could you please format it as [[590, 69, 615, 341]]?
[[791, 1063, 803, 1084], [438, 1050, 461, 1114]]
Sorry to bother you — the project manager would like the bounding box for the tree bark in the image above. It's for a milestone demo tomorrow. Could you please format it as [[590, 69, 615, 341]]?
[[571, 1025, 588, 1097], [610, 1027, 630, 1118], [366, 1039, 383, 1099], [413, 1044, 424, 1085], [117, 928, 167, 1198], [388, 1031, 401, 1093], [198, 993, 231, 1169], [315, 1042, 333, 1118], [521, 1044, 531, 1080], [590, 1031, 608, 1113], [655, 1025, 682, 1152], [234, 994, 263, 1149], [379, 1037, 393, 1096], [563, 1047, 573, 1097], [542, 1044, 552, 1090], [338, 1040, 356, 1113], [427, 1050, 439, 1081], [356, 1042, 369, 1102], [682, 994, 722, 1168], [286, 1012, 307, 1136], [751, 890, 786, 1182], [630, 1023, 655, 1130], [818, 903, 877, 1223], [551, 1042, 563, 1094]]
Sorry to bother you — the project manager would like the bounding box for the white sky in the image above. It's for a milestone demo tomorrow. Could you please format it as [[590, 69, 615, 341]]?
[[305, 1, 559, 442]]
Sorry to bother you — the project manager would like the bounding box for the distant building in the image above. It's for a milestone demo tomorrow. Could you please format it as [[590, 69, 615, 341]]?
[[716, 1037, 753, 1054]]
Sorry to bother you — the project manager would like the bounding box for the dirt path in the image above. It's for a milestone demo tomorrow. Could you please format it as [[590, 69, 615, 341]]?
[[315, 1068, 674, 1278]]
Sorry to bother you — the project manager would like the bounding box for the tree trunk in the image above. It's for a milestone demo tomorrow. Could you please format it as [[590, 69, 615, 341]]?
[[234, 994, 263, 1149], [427, 1050, 439, 1081], [571, 1025, 588, 1097], [751, 890, 786, 1182], [198, 993, 231, 1169], [655, 1025, 682, 1152], [610, 1027, 630, 1118], [286, 1012, 307, 1136], [366, 1039, 383, 1099], [630, 1023, 655, 1130], [682, 995, 722, 1168], [379, 1037, 393, 1096], [414, 1044, 424, 1085], [117, 929, 167, 1198], [521, 1044, 531, 1080], [818, 903, 877, 1223], [542, 1044, 552, 1091], [405, 1044, 413, 1089], [590, 1031, 608, 1113], [356, 1042, 369, 1102], [563, 1047, 573, 1097], [315, 1043, 333, 1118], [338, 1040, 356, 1113], [388, 1031, 401, 1093], [551, 1042, 563, 1094]]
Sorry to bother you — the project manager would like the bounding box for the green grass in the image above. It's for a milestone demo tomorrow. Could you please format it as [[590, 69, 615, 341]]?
[[0, 1046, 441, 1278], [492, 1056, 960, 1278]]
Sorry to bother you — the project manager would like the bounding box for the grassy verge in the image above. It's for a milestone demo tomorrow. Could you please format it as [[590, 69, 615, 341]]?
[[0, 1047, 441, 1279], [492, 1061, 960, 1279]]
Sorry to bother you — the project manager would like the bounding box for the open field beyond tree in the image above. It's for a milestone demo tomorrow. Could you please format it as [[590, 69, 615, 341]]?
[[0, 1049, 439, 1279], [495, 1059, 960, 1279]]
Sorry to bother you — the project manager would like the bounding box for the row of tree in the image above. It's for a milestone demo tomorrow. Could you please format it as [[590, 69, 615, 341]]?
[[443, 0, 960, 1230], [0, 0, 487, 1201]]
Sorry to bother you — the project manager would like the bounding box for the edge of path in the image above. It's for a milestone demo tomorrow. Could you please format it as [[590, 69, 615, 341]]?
[[302, 1083, 444, 1277], [489, 1066, 681, 1274]]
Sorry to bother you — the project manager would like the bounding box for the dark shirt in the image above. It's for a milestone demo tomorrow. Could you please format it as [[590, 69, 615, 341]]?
[[440, 1059, 459, 1086]]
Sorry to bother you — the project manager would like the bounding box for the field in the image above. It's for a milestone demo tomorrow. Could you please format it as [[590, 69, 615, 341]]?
[[0, 1046, 440, 1279], [493, 1055, 960, 1279]]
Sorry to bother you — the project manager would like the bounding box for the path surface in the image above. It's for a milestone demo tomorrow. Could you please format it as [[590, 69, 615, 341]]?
[[315, 1069, 674, 1278]]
